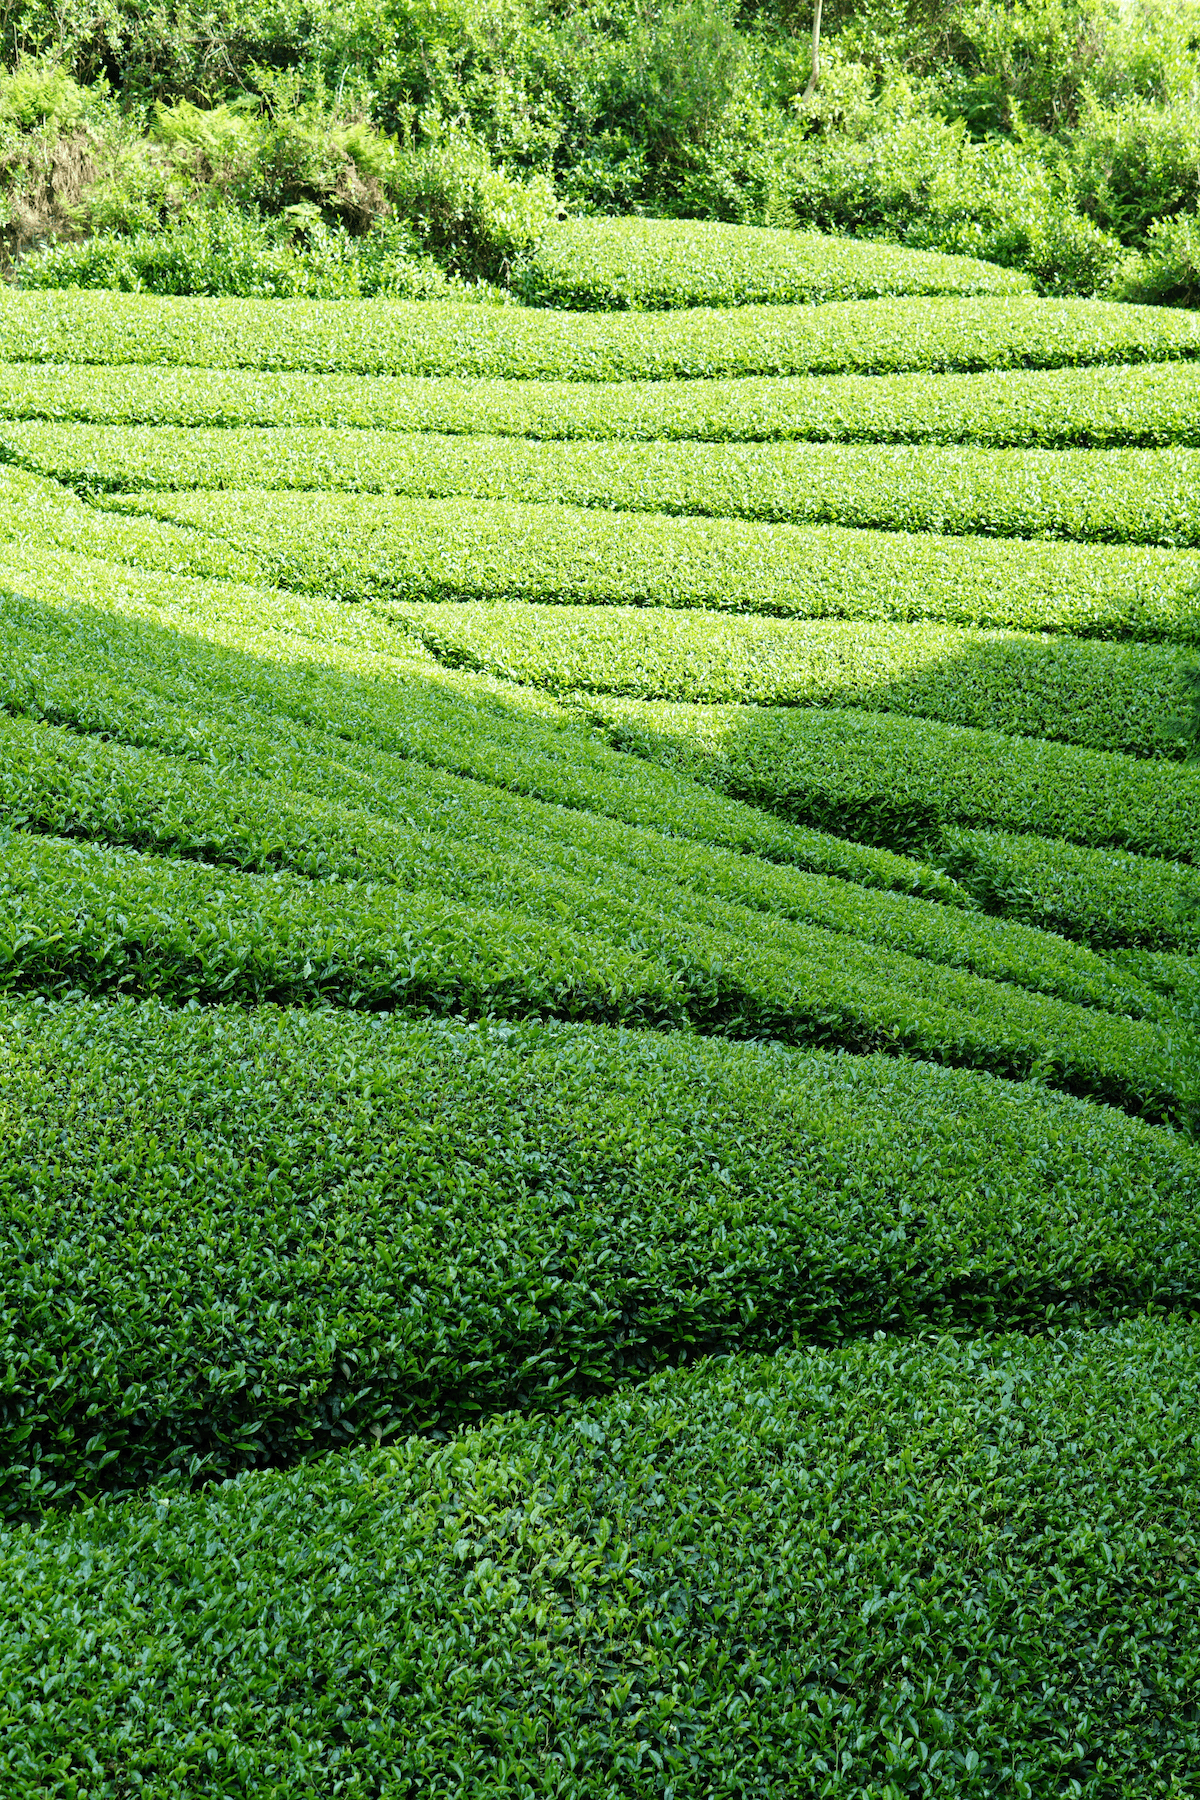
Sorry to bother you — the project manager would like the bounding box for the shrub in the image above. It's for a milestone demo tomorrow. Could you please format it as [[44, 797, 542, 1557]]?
[[0, 59, 89, 132], [391, 602, 1188, 757], [757, 100, 1125, 296], [7, 822, 1181, 1120], [587, 696, 1200, 864], [383, 132, 559, 282], [940, 827, 1200, 953], [1069, 94, 1200, 243], [47, 426, 1200, 551], [0, 708, 1147, 1017], [0, 576, 965, 901], [45, 486, 1199, 645], [512, 213, 1031, 310], [1115, 210, 1200, 310], [0, 1001, 1197, 1512], [8, 355, 1200, 449], [14, 205, 454, 298], [1, 287, 1198, 378], [5, 1316, 1198, 1791]]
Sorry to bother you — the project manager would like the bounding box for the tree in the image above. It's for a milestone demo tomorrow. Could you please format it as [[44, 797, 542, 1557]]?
[[804, 0, 822, 98]]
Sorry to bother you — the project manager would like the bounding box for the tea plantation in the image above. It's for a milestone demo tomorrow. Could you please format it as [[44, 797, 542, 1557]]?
[[1, 220, 1199, 1797]]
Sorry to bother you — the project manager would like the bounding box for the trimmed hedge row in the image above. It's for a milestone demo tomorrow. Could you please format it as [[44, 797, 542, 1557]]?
[[0, 586, 967, 905], [941, 828, 1200, 953], [61, 488, 1200, 644], [7, 357, 1200, 448], [6, 556, 1197, 955], [590, 697, 1200, 863], [0, 711, 1151, 1017], [395, 603, 1187, 757], [3, 831, 1182, 1123], [26, 427, 1200, 548], [513, 215, 1032, 310], [1, 1002, 1197, 1515], [5, 1315, 1198, 1796], [0, 462, 270, 586], [1, 290, 1199, 380]]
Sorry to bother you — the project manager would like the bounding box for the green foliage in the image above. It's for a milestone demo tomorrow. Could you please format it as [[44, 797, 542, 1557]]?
[[587, 696, 1200, 862], [10, 821, 1182, 1117], [757, 95, 1125, 296], [390, 603, 1188, 757], [2, 0, 1199, 300], [0, 1001, 1197, 1513], [0, 577, 967, 904], [14, 206, 454, 298], [8, 354, 1200, 449], [383, 131, 559, 281], [0, 58, 87, 131], [1117, 210, 1200, 310], [1069, 93, 1200, 242], [512, 213, 1031, 309], [940, 827, 1200, 952], [0, 705, 1148, 1019], [46, 425, 1200, 551], [2, 286, 1198, 378], [26, 479, 1197, 645], [2, 1316, 1198, 1791]]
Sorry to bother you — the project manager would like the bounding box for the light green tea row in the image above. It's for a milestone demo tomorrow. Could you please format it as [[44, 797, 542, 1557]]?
[[26, 427, 1200, 547], [515, 214, 1032, 310], [8, 570, 1200, 949], [6, 356, 1200, 447], [2, 289, 1198, 379], [5, 466, 1199, 643], [395, 602, 1189, 758]]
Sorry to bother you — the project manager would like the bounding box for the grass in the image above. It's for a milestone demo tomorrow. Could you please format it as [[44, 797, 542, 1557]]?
[[1, 239, 1199, 1793]]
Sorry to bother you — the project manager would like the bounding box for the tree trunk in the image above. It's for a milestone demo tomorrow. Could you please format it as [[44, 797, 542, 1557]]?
[[803, 0, 823, 98]]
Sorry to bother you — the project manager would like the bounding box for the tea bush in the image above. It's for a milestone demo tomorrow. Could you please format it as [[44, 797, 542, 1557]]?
[[2, 289, 1198, 379], [588, 697, 1200, 863], [512, 214, 1032, 310], [3, 1313, 1197, 1792], [41, 426, 1200, 549], [7, 355, 1200, 448], [391, 603, 1186, 757], [54, 486, 1200, 643], [0, 1001, 1196, 1511]]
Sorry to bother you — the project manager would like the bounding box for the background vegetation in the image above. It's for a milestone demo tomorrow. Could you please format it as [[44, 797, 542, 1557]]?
[[0, 0, 1198, 299]]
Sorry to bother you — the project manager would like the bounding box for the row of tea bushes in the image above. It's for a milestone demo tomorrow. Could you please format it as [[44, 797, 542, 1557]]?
[[5, 1313, 1196, 1794], [1, 1002, 1197, 1513], [7, 357, 1200, 448], [0, 463, 272, 586], [8, 561, 1200, 950], [5, 464, 1199, 647], [514, 215, 1033, 310], [0, 711, 1149, 1016], [2, 291, 1199, 380], [941, 827, 1200, 953], [58, 488, 1198, 642], [0, 585, 967, 904], [6, 831, 1182, 1123], [23, 428, 1200, 549], [590, 698, 1200, 863], [394, 603, 1187, 757]]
